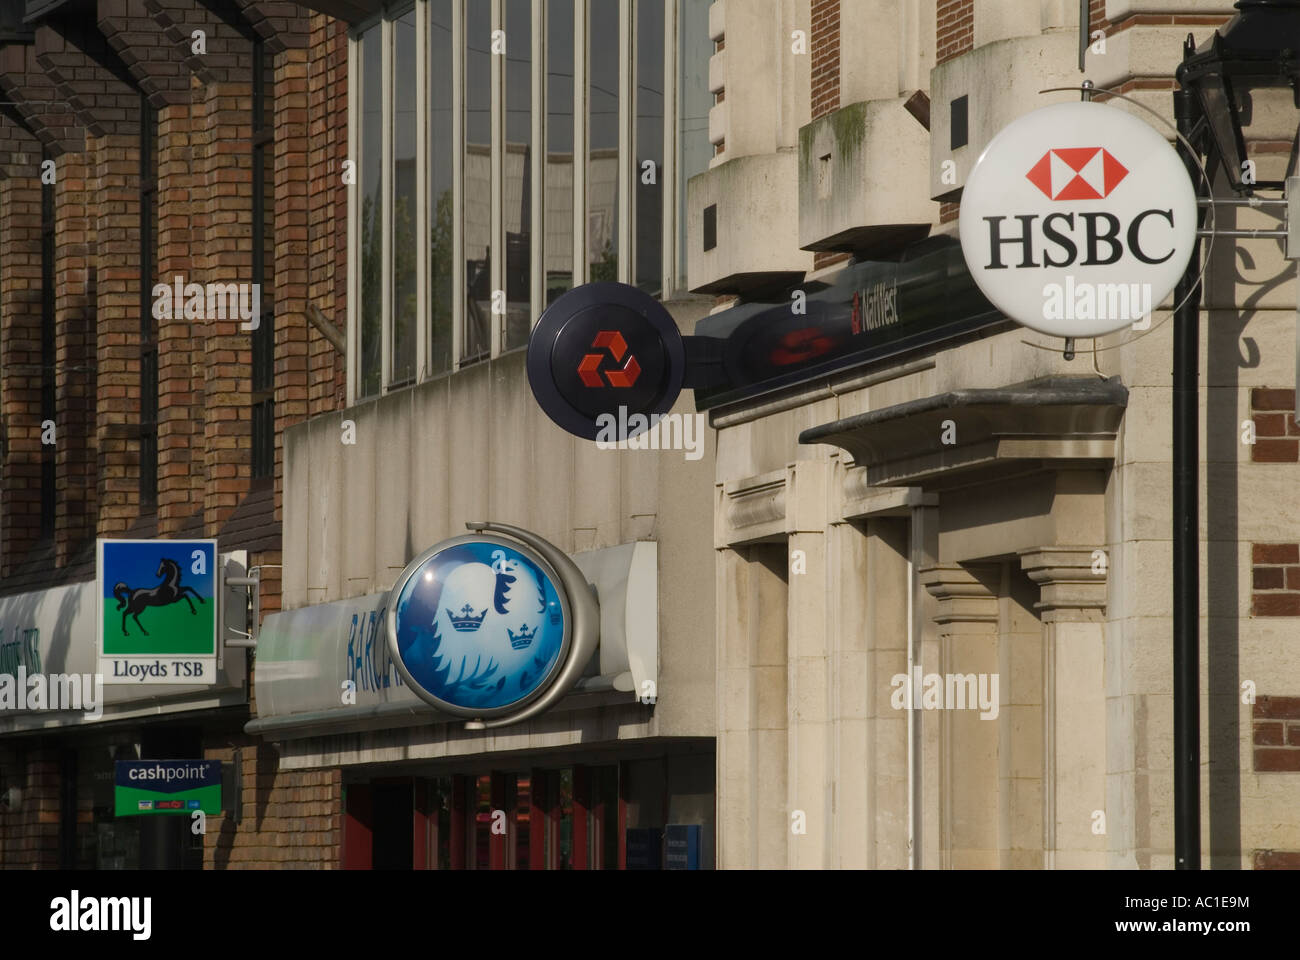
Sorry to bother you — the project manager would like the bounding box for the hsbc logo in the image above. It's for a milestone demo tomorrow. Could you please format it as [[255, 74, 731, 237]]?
[[1026, 147, 1128, 200], [958, 102, 1197, 339]]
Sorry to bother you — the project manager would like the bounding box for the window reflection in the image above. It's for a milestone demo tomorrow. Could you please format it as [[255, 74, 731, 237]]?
[[504, 0, 532, 349], [636, 0, 664, 295], [430, 0, 454, 374], [589, 0, 619, 282], [464, 0, 493, 362], [392, 10, 418, 386], [678, 0, 712, 290], [359, 26, 383, 398], [546, 0, 575, 304]]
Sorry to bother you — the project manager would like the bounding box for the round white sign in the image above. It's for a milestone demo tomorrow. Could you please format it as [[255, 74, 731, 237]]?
[[958, 101, 1197, 338]]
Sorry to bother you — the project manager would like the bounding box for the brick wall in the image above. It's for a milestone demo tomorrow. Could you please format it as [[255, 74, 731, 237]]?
[[0, 166, 44, 578], [307, 13, 348, 417], [1251, 544, 1300, 616], [1252, 696, 1300, 772], [204, 742, 342, 869], [53, 150, 97, 565], [92, 134, 144, 538], [1250, 388, 1299, 462], [198, 80, 255, 533], [810, 0, 840, 120], [937, 0, 973, 66], [157, 98, 204, 534], [0, 746, 61, 868], [275, 44, 310, 533], [0, 1, 341, 872]]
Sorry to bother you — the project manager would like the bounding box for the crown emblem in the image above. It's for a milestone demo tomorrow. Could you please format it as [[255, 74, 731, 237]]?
[[507, 623, 537, 650], [447, 603, 488, 632]]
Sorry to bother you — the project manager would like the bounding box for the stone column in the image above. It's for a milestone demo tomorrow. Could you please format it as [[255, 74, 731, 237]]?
[[863, 517, 913, 869], [1020, 545, 1108, 869], [922, 563, 1001, 868], [715, 543, 788, 868], [786, 460, 830, 868]]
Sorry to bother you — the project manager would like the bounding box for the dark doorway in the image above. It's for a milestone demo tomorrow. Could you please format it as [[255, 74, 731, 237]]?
[[372, 783, 414, 869]]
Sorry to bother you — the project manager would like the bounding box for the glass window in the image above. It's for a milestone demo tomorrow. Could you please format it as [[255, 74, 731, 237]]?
[[504, 0, 532, 349], [589, 0, 619, 282], [546, 0, 575, 304], [464, 0, 493, 363], [359, 25, 383, 398], [430, 0, 454, 374], [392, 9, 418, 386], [678, 0, 712, 290], [635, 0, 664, 295]]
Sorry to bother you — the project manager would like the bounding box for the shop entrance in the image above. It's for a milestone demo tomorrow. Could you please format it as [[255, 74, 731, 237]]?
[[344, 755, 712, 869]]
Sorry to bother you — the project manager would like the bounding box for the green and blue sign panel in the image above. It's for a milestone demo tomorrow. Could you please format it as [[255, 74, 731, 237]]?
[[114, 760, 221, 816], [97, 539, 218, 685]]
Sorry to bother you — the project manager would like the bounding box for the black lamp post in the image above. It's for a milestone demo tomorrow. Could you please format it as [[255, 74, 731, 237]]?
[[1173, 0, 1300, 871]]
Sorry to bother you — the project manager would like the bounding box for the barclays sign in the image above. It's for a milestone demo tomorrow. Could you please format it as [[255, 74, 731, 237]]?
[[387, 522, 600, 727]]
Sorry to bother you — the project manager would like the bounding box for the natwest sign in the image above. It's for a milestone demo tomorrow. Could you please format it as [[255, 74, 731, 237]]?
[[958, 101, 1197, 338]]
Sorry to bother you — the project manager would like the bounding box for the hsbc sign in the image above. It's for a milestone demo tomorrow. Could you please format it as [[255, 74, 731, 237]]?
[[959, 101, 1198, 338]]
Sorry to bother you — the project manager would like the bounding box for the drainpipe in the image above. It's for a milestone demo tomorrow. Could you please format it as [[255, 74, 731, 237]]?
[[1172, 86, 1202, 871]]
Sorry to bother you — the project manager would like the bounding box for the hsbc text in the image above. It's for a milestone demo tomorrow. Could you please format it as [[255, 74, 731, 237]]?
[[981, 210, 1176, 269]]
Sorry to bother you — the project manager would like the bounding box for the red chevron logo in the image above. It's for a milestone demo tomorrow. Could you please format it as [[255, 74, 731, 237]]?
[[577, 331, 641, 388]]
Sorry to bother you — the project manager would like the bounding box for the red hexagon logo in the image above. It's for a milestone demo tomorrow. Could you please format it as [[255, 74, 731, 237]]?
[[1026, 147, 1129, 200]]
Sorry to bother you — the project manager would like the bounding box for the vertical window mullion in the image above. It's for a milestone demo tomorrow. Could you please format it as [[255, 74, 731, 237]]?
[[430, 0, 454, 375], [451, 0, 465, 369], [415, 0, 430, 381], [617, 0, 632, 285], [660, 0, 676, 296], [530, 0, 544, 329], [634, 0, 665, 296], [490, 0, 505, 358], [346, 30, 361, 404], [381, 14, 394, 392], [573, 0, 587, 284]]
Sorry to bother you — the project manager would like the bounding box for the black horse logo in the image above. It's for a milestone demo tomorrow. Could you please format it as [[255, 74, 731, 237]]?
[[113, 557, 205, 636]]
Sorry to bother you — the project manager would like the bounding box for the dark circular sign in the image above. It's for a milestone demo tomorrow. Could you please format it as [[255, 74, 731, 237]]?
[[527, 282, 686, 441]]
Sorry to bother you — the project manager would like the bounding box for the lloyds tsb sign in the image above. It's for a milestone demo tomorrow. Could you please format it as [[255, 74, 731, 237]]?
[[959, 101, 1198, 338]]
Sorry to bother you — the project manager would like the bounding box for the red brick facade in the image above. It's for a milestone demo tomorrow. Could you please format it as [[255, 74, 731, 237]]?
[[1251, 543, 1300, 617], [0, 0, 347, 870], [810, 0, 839, 121], [1252, 696, 1300, 772], [1250, 388, 1299, 463], [936, 0, 973, 66]]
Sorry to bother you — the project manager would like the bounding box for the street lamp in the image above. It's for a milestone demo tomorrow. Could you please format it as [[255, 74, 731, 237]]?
[[1178, 0, 1300, 193], [1172, 0, 1300, 871]]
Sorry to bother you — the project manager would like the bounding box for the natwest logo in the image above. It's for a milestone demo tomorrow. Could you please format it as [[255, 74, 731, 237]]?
[[577, 331, 641, 388], [1026, 147, 1128, 200], [958, 102, 1197, 339]]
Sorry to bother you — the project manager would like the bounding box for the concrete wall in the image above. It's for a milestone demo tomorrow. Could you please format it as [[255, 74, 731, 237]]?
[[281, 300, 718, 749]]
